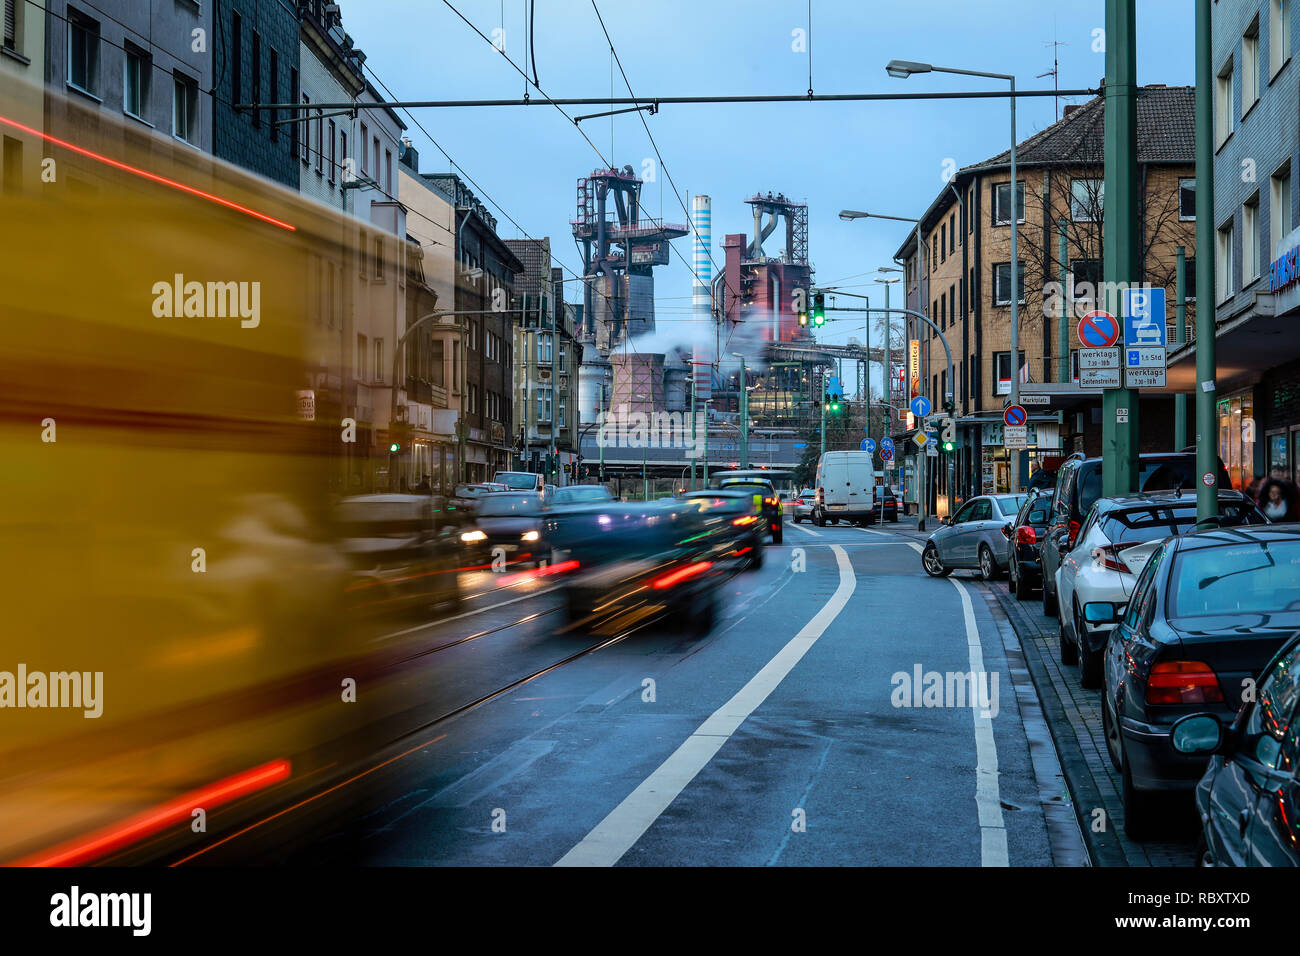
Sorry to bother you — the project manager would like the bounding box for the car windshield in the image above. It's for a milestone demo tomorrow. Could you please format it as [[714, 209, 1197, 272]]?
[[496, 473, 539, 491], [1101, 502, 1264, 544], [335, 499, 427, 530], [478, 495, 540, 516], [1170, 540, 1300, 618], [551, 486, 612, 504], [721, 482, 772, 495], [997, 495, 1027, 516], [455, 484, 488, 498]]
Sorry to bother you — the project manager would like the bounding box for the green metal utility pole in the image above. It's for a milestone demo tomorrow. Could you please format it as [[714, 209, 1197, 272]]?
[[1057, 218, 1070, 383], [736, 354, 750, 467], [1102, 0, 1140, 497], [1174, 247, 1189, 449], [689, 374, 697, 491], [1195, 0, 1220, 522], [820, 389, 827, 457]]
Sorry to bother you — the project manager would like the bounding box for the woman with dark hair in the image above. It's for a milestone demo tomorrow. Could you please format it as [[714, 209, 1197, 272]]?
[[1257, 477, 1300, 522]]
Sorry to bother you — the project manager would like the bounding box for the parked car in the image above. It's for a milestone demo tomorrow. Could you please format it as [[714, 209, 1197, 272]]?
[[921, 493, 1027, 580], [875, 484, 900, 523], [1057, 491, 1266, 687], [1005, 489, 1054, 600], [1177, 631, 1300, 866], [492, 471, 545, 494], [1040, 451, 1234, 618], [792, 489, 816, 524], [1101, 524, 1300, 838], [334, 494, 462, 618], [448, 482, 508, 524], [814, 450, 876, 526], [459, 492, 546, 567], [716, 475, 783, 543]]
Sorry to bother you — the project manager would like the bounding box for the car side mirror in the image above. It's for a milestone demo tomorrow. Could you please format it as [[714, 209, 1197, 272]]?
[[943, 515, 953, 526], [1055, 532, 1072, 551], [1082, 601, 1121, 625], [1170, 713, 1226, 756]]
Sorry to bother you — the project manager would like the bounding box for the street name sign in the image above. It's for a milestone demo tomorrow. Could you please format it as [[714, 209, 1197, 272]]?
[[1019, 394, 1050, 405]]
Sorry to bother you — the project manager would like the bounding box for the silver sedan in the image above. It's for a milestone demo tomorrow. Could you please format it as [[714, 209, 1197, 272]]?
[[921, 494, 1028, 580]]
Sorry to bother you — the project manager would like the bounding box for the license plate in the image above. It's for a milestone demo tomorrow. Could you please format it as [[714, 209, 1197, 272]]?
[[829, 504, 845, 510]]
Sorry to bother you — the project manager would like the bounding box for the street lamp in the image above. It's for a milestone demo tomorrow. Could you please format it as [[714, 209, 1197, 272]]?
[[887, 58, 1020, 491]]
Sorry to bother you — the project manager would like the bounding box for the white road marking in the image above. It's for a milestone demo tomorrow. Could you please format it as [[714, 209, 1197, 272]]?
[[373, 586, 560, 643], [554, 544, 857, 867], [903, 540, 1008, 867], [787, 520, 822, 537]]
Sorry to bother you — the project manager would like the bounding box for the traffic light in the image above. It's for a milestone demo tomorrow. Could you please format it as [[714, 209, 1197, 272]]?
[[941, 417, 956, 452], [823, 392, 840, 414], [812, 292, 826, 327]]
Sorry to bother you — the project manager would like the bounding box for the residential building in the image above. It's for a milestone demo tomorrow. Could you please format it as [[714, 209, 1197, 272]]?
[[1181, 0, 1300, 491], [0, 0, 44, 194], [896, 85, 1197, 511], [505, 241, 584, 482], [212, 0, 299, 188], [398, 139, 462, 491], [424, 172, 522, 482], [44, 0, 213, 175]]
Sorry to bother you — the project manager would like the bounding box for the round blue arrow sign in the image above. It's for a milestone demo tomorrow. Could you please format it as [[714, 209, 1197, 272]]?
[[910, 395, 932, 419], [881, 437, 895, 452], [864, 438, 876, 454]]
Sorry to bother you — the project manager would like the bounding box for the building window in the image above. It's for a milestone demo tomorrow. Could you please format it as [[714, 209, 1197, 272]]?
[[314, 109, 323, 173], [289, 68, 299, 157], [373, 136, 381, 183], [1272, 162, 1293, 251], [1179, 178, 1196, 220], [949, 213, 957, 252], [940, 222, 947, 263], [992, 181, 1025, 225], [940, 291, 947, 329], [993, 261, 1026, 305], [385, 149, 393, 193], [359, 122, 368, 173], [1271, 0, 1292, 78], [68, 11, 100, 96], [3, 0, 17, 51], [1217, 218, 1235, 302], [172, 72, 197, 143], [124, 45, 149, 119], [327, 119, 336, 184], [558, 344, 567, 373], [537, 333, 552, 363], [373, 237, 384, 279], [1243, 18, 1260, 115], [251, 31, 262, 128], [536, 387, 553, 423], [1070, 178, 1104, 222], [1216, 57, 1235, 147], [950, 282, 957, 323], [431, 339, 445, 387], [3, 135, 22, 193], [1070, 349, 1082, 384], [300, 92, 311, 164], [994, 350, 1027, 395], [356, 334, 367, 380], [231, 10, 241, 106], [1243, 194, 1261, 284], [1071, 259, 1103, 310], [269, 48, 279, 141], [373, 338, 384, 383]]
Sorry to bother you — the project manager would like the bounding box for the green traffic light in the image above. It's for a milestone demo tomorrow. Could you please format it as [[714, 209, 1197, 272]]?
[[390, 442, 401, 453]]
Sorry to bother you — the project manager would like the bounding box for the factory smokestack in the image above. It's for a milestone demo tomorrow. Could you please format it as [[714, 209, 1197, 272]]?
[[690, 194, 713, 401]]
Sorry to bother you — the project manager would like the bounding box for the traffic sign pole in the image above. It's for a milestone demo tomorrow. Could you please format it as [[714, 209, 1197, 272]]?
[[1102, 0, 1140, 499], [1195, 0, 1219, 525]]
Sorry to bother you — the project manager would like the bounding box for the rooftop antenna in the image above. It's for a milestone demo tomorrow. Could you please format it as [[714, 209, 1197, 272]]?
[[1038, 33, 1068, 122]]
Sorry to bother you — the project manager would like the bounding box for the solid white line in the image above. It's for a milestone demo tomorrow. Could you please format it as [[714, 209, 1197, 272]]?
[[372, 586, 560, 642], [554, 544, 857, 867], [787, 520, 822, 537], [901, 540, 1008, 866]]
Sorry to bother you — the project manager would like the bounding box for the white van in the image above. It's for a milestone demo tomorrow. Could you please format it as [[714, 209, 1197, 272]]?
[[814, 451, 876, 526]]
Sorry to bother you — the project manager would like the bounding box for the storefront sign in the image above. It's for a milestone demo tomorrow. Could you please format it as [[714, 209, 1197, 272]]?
[[1269, 225, 1300, 293], [907, 339, 921, 430]]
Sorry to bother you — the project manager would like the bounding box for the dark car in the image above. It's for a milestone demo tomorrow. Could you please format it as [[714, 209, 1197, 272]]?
[[680, 488, 766, 570], [875, 485, 900, 523], [1100, 525, 1300, 838], [448, 482, 509, 524], [1040, 451, 1233, 617], [715, 476, 783, 544], [1005, 489, 1054, 600], [548, 485, 615, 508], [459, 493, 545, 567], [334, 494, 462, 618], [1176, 631, 1300, 866]]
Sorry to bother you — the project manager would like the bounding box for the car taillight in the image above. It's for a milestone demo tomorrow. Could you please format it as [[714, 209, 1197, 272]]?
[[732, 515, 759, 526], [1146, 661, 1224, 705], [1091, 541, 1141, 573], [650, 560, 712, 590], [1016, 526, 1037, 545], [1068, 519, 1081, 546], [764, 496, 777, 506]]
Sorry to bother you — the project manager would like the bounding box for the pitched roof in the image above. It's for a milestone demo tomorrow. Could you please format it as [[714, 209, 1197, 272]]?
[[963, 84, 1194, 173], [894, 84, 1194, 259]]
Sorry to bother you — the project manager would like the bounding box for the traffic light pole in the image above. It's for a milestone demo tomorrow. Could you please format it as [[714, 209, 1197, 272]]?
[[736, 353, 750, 468]]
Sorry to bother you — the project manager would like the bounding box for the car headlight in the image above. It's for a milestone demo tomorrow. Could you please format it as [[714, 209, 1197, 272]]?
[[522, 530, 540, 542], [460, 530, 487, 543]]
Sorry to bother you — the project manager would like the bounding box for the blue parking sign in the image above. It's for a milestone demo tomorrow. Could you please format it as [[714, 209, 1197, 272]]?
[[1122, 287, 1166, 347]]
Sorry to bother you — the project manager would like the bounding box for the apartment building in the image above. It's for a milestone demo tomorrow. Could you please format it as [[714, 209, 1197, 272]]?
[[1189, 0, 1300, 491], [896, 85, 1196, 507], [1, 0, 45, 194]]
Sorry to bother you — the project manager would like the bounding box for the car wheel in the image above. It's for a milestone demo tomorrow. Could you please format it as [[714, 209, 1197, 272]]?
[[771, 524, 783, 545], [748, 542, 764, 570], [1076, 608, 1103, 688], [1121, 747, 1156, 841], [1042, 578, 1059, 617], [922, 543, 952, 578], [1014, 563, 1034, 601], [1058, 615, 1078, 665], [814, 511, 825, 527], [1006, 563, 1016, 594], [979, 545, 1001, 581], [1195, 833, 1215, 867]]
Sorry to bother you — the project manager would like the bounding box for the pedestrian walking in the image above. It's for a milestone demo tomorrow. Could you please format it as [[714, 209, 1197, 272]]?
[[1257, 477, 1300, 522]]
